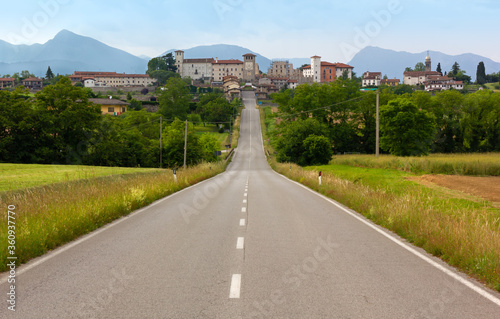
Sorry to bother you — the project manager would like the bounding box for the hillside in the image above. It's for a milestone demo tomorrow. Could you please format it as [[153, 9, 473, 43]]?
[[349, 46, 500, 81], [0, 30, 147, 76]]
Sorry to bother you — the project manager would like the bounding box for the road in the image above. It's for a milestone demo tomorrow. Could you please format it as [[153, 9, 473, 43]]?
[[1, 90, 500, 318]]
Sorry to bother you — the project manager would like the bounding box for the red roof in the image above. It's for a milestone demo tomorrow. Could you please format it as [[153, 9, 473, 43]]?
[[213, 59, 243, 64], [0, 78, 15, 82], [22, 77, 42, 82], [334, 63, 354, 68]]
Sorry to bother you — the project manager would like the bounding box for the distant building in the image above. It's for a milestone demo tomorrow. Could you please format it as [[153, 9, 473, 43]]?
[[362, 72, 382, 87], [223, 75, 241, 101], [403, 53, 441, 85], [89, 98, 129, 116], [287, 79, 298, 90], [0, 78, 15, 88], [22, 77, 43, 90], [424, 75, 463, 91], [381, 78, 400, 86], [242, 53, 258, 82], [302, 56, 354, 83], [174, 50, 213, 81], [212, 58, 244, 82], [70, 72, 155, 87], [268, 60, 294, 78]]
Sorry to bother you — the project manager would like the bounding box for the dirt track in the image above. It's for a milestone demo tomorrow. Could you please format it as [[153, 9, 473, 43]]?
[[410, 175, 500, 204]]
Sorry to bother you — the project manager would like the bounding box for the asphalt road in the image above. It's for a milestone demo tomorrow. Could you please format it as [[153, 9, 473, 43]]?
[[1, 90, 500, 318]]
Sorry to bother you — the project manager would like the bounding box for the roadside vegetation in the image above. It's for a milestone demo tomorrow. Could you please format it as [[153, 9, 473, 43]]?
[[0, 162, 227, 271], [260, 104, 500, 292]]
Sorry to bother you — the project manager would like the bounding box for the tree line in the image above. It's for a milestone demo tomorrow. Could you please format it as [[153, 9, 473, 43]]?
[[270, 79, 500, 165], [0, 77, 240, 168]]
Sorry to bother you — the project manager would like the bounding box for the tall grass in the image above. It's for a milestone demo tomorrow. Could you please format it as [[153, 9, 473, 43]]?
[[0, 162, 226, 271], [330, 153, 500, 176], [271, 160, 500, 292]]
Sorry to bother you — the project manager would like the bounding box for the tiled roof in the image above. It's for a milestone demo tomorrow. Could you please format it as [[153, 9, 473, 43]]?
[[89, 98, 129, 106], [403, 71, 441, 77], [22, 77, 42, 82], [183, 58, 214, 63], [0, 78, 15, 81], [213, 59, 243, 64]]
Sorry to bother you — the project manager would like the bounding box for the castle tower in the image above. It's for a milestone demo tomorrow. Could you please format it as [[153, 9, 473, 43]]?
[[311, 55, 321, 83], [175, 50, 184, 77], [425, 51, 431, 72], [243, 53, 256, 82]]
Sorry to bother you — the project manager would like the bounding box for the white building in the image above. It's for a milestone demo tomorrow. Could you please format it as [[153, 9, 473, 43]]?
[[424, 75, 464, 91], [403, 53, 441, 86], [174, 50, 213, 81], [362, 72, 382, 87]]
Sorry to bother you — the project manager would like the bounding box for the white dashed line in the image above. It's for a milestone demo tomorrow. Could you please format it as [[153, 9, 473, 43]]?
[[229, 274, 241, 298], [241, 207, 246, 213], [240, 219, 246, 226], [244, 193, 247, 197], [236, 237, 244, 249], [243, 199, 247, 204]]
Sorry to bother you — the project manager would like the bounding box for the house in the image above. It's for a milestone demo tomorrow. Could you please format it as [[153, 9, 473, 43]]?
[[89, 98, 129, 115], [174, 50, 213, 81], [268, 77, 289, 90], [255, 83, 278, 100], [381, 78, 400, 86], [302, 56, 354, 83], [212, 58, 244, 82], [70, 72, 156, 87], [403, 53, 441, 85], [0, 78, 15, 88], [424, 75, 463, 91], [362, 72, 382, 87], [287, 79, 298, 89], [223, 75, 241, 101], [22, 77, 43, 90]]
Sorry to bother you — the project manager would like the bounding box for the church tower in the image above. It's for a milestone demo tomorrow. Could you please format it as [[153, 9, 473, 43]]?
[[175, 50, 184, 77], [425, 51, 431, 72]]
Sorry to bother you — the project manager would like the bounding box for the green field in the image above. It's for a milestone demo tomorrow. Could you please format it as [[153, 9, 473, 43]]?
[[0, 164, 159, 192]]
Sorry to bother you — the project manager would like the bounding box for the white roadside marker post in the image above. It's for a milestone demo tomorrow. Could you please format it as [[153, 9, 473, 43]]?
[[319, 171, 322, 186]]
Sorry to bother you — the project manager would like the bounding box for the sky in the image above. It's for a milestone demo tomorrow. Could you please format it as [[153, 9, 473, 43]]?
[[1, 0, 499, 63]]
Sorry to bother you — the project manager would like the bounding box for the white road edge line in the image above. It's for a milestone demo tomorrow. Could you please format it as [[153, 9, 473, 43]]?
[[0, 171, 233, 284], [273, 170, 500, 307], [236, 237, 244, 249], [229, 274, 241, 298]]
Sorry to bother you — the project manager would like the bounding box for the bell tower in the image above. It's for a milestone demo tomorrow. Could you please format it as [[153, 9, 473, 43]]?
[[425, 51, 431, 72]]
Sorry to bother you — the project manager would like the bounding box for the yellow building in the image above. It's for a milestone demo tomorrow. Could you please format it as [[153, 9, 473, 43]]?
[[89, 98, 129, 115]]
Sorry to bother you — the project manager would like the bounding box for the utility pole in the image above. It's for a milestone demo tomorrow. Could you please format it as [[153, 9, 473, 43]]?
[[160, 116, 163, 168], [376, 90, 380, 157], [183, 120, 188, 169]]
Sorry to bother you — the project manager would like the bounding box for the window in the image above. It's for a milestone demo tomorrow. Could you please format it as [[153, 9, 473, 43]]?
[[122, 107, 126, 113], [108, 107, 114, 113]]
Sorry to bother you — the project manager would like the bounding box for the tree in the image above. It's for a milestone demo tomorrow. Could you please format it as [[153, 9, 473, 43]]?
[[147, 53, 179, 86], [34, 77, 102, 164], [449, 62, 471, 84], [383, 74, 388, 80], [414, 62, 426, 72], [275, 118, 331, 166], [199, 133, 220, 162], [198, 92, 232, 123], [162, 119, 202, 168], [476, 61, 486, 85], [404, 67, 413, 72], [302, 135, 333, 165], [158, 77, 191, 120], [436, 63, 442, 75], [380, 98, 436, 156], [45, 66, 54, 80], [20, 70, 34, 80]]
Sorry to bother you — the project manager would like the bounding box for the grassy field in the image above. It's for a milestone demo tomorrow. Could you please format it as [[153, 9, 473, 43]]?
[[329, 153, 500, 176], [0, 164, 159, 192], [0, 162, 226, 271]]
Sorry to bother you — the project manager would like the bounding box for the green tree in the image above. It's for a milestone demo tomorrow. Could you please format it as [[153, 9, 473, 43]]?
[[476, 61, 486, 85], [302, 135, 333, 165], [450, 62, 460, 76], [198, 93, 232, 123], [404, 67, 413, 72], [275, 118, 330, 166], [162, 119, 202, 168], [380, 98, 436, 156], [20, 70, 34, 80], [199, 133, 220, 162], [436, 63, 442, 75], [147, 53, 179, 86], [34, 77, 102, 164], [414, 62, 426, 72], [45, 66, 54, 80], [158, 77, 191, 120]]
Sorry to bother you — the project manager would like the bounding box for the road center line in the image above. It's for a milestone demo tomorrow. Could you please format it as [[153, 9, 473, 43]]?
[[243, 199, 247, 204], [236, 237, 244, 249], [240, 219, 246, 226], [241, 207, 247, 213], [229, 274, 241, 298]]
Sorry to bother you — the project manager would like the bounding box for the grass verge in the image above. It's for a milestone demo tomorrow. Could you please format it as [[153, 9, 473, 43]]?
[[329, 153, 500, 176], [270, 160, 500, 292], [0, 162, 226, 271]]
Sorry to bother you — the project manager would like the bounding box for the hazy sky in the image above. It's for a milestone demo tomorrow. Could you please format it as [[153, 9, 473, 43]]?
[[1, 0, 499, 62]]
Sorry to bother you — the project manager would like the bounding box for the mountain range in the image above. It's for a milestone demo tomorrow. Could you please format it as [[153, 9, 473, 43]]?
[[349, 46, 500, 81], [0, 30, 499, 82]]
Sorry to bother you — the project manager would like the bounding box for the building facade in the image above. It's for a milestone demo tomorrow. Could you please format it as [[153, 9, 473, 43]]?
[[0, 78, 15, 88], [174, 50, 213, 81], [362, 72, 382, 87], [302, 56, 353, 83], [70, 72, 156, 87], [212, 59, 244, 82], [381, 78, 400, 86], [424, 75, 464, 91], [403, 53, 441, 85]]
